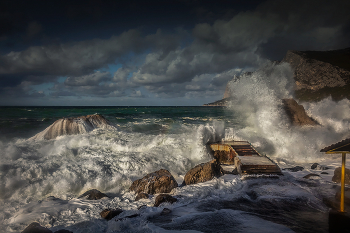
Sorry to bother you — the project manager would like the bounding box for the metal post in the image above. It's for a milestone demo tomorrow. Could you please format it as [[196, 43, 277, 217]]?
[[340, 152, 346, 212]]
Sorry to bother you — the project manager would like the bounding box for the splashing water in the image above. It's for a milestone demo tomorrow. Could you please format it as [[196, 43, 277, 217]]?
[[226, 62, 350, 163]]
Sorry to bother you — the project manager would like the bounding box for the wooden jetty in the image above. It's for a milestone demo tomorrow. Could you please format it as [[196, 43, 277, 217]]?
[[209, 141, 282, 175]]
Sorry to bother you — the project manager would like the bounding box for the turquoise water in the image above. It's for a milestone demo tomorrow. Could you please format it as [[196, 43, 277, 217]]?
[[0, 106, 240, 140], [1, 63, 350, 232]]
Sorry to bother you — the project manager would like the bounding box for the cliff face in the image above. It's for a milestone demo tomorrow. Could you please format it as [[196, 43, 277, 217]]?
[[282, 48, 350, 91], [30, 114, 115, 140]]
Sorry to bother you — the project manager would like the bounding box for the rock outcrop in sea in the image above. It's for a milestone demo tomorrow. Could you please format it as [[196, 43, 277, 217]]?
[[30, 114, 115, 140], [282, 98, 318, 126]]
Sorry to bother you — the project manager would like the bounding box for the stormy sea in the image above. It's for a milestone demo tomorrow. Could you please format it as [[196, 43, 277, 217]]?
[[1, 64, 350, 233]]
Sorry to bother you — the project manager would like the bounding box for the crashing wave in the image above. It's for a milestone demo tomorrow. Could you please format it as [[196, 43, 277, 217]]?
[[29, 114, 116, 140]]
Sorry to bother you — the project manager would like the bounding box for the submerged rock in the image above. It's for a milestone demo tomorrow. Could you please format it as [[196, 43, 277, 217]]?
[[282, 99, 318, 126], [100, 208, 123, 220], [54, 230, 73, 233], [30, 114, 115, 140], [332, 167, 350, 184], [22, 222, 52, 233], [183, 159, 223, 185], [129, 169, 178, 194], [311, 163, 329, 170], [78, 189, 108, 200], [303, 173, 320, 179], [154, 194, 177, 207], [283, 166, 304, 172], [160, 208, 172, 215]]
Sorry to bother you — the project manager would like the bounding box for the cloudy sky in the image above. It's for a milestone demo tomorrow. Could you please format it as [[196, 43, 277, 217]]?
[[0, 0, 349, 106]]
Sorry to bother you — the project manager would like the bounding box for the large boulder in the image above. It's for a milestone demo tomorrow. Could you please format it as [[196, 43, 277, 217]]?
[[129, 169, 178, 194], [282, 98, 318, 126], [30, 114, 115, 140], [332, 167, 350, 184], [183, 159, 223, 186]]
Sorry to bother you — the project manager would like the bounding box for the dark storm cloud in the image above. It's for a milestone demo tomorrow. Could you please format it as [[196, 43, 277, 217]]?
[[256, 0, 350, 59], [0, 28, 181, 92], [1, 0, 350, 104], [64, 71, 111, 86], [128, 0, 350, 98]]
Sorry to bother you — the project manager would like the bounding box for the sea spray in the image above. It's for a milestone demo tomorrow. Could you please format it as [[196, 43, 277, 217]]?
[[225, 62, 350, 163], [0, 104, 342, 232]]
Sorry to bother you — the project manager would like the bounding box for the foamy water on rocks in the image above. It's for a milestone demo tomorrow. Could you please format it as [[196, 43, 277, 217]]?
[[0, 63, 349, 232]]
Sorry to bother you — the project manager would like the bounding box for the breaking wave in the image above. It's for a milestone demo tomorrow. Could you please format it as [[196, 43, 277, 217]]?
[[225, 62, 350, 163]]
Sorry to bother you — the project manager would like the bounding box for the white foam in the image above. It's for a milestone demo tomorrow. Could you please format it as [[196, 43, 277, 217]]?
[[225, 62, 350, 163]]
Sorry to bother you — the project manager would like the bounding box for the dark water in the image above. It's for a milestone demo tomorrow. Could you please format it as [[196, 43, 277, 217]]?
[[0, 106, 239, 140], [0, 105, 339, 233]]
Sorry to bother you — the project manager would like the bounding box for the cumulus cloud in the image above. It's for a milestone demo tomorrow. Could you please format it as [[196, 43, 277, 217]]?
[[65, 71, 110, 86], [1, 0, 350, 104]]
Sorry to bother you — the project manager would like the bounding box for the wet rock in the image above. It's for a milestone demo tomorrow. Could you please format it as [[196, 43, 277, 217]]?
[[283, 166, 304, 172], [303, 173, 320, 179], [311, 163, 329, 170], [30, 114, 115, 140], [282, 99, 318, 126], [100, 208, 123, 220], [135, 192, 149, 201], [137, 205, 147, 210], [78, 189, 108, 200], [54, 230, 73, 233], [154, 194, 177, 207], [332, 167, 350, 184], [22, 222, 52, 233], [129, 169, 178, 194], [183, 159, 223, 185], [115, 214, 140, 221], [160, 208, 172, 215]]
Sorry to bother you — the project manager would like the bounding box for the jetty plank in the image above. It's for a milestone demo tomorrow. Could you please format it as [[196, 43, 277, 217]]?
[[209, 140, 282, 175]]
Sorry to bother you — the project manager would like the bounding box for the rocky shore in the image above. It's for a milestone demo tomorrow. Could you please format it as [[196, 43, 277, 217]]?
[[21, 159, 350, 233]]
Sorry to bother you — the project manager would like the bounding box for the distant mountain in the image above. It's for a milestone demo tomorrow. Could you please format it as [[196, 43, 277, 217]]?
[[203, 97, 232, 106]]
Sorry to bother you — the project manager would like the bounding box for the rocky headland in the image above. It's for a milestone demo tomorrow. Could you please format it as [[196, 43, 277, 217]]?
[[283, 48, 350, 101], [205, 47, 350, 106]]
